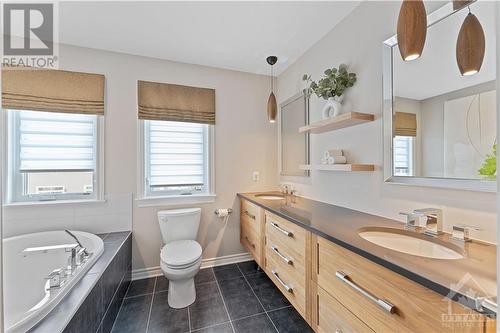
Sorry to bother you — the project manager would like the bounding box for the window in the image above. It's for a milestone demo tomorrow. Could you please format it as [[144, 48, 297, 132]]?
[[6, 109, 102, 203], [142, 120, 213, 198], [393, 136, 414, 176]]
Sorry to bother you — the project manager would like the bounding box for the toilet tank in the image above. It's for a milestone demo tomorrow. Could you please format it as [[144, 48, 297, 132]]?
[[157, 208, 202, 245]]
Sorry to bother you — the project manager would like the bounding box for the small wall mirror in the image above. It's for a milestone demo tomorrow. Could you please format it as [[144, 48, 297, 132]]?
[[383, 1, 496, 192], [279, 91, 310, 176]]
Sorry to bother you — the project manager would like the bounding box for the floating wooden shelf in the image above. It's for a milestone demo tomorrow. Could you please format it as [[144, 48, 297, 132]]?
[[299, 112, 374, 134], [300, 164, 375, 172]]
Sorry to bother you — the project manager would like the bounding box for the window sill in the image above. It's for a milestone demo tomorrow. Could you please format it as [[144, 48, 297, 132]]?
[[136, 194, 216, 208], [3, 199, 107, 207]]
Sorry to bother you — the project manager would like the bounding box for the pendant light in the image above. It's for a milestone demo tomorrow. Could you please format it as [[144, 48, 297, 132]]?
[[456, 7, 485, 76], [397, 0, 427, 61], [266, 56, 278, 123]]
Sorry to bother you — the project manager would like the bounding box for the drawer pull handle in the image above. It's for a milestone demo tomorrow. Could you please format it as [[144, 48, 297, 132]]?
[[335, 271, 396, 314], [272, 270, 293, 293], [245, 236, 256, 249], [270, 221, 293, 237], [243, 210, 256, 220], [271, 245, 293, 265]]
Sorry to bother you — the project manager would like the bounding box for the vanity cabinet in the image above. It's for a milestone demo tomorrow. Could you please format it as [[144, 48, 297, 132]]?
[[312, 235, 490, 333], [264, 212, 312, 321], [239, 199, 265, 266], [239, 198, 495, 333]]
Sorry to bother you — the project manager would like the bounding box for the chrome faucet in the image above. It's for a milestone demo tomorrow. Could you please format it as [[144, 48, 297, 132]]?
[[45, 268, 66, 290], [65, 230, 90, 257], [413, 208, 443, 236], [451, 224, 480, 243], [399, 212, 419, 230]]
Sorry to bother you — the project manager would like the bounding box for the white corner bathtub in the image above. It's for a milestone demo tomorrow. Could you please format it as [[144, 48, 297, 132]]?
[[4, 230, 104, 333]]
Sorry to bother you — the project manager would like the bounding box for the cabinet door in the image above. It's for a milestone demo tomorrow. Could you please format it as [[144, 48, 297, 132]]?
[[240, 199, 264, 265], [316, 285, 374, 333]]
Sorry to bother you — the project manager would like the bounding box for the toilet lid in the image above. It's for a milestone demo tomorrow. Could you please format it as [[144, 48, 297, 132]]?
[[161, 240, 202, 268]]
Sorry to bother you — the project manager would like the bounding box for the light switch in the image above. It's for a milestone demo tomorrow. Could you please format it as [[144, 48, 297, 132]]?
[[252, 171, 260, 182]]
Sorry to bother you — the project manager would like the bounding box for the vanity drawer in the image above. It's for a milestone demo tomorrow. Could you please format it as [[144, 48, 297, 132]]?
[[241, 199, 262, 234], [265, 251, 306, 316], [315, 285, 374, 333], [315, 236, 487, 333], [265, 212, 307, 264], [240, 217, 261, 265]]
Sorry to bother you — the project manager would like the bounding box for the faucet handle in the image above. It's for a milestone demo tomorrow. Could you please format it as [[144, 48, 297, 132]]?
[[452, 224, 480, 242], [399, 212, 418, 228]]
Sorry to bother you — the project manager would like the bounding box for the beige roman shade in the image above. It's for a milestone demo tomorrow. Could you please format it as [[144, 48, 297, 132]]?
[[138, 80, 215, 124], [1, 68, 105, 115], [394, 112, 417, 137]]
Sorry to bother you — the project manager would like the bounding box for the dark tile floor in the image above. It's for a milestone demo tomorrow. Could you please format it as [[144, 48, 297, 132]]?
[[111, 260, 313, 333]]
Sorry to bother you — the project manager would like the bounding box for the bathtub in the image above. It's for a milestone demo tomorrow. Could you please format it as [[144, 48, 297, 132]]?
[[4, 230, 104, 333]]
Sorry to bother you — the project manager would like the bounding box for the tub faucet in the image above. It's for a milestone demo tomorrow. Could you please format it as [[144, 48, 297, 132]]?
[[65, 230, 90, 257], [413, 208, 443, 236], [45, 268, 66, 290]]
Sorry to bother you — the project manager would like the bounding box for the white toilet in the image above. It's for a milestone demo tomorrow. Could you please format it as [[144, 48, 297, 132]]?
[[158, 208, 202, 309]]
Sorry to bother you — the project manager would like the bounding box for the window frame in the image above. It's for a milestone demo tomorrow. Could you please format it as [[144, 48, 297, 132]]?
[[137, 119, 216, 207], [2, 109, 105, 205]]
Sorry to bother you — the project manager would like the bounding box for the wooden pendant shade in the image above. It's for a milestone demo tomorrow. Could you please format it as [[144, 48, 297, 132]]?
[[397, 0, 427, 61], [456, 13, 485, 76], [267, 92, 277, 123]]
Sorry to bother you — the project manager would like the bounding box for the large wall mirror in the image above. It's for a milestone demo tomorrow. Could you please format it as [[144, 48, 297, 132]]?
[[383, 1, 496, 192], [279, 91, 310, 176]]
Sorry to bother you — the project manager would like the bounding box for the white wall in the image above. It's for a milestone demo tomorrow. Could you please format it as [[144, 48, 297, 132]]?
[[277, 1, 496, 243], [3, 44, 278, 271]]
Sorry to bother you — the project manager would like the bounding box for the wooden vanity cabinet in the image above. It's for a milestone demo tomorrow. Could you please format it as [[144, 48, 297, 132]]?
[[240, 199, 265, 266], [312, 235, 493, 333], [264, 212, 312, 322], [239, 198, 495, 333]]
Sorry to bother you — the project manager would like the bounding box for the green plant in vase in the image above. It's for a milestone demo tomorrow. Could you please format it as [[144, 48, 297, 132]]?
[[303, 64, 357, 119], [478, 144, 496, 179]]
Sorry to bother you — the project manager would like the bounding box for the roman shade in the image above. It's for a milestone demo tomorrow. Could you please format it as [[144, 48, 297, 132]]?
[[138, 80, 215, 124], [393, 112, 417, 137], [1, 68, 105, 115]]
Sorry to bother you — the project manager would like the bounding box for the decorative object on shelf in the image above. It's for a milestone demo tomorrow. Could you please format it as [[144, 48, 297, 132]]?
[[397, 0, 427, 61], [478, 144, 496, 179], [266, 56, 278, 123], [303, 64, 357, 119], [456, 7, 485, 76], [322, 149, 346, 165]]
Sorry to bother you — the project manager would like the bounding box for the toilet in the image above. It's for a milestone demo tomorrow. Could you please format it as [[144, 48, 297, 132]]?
[[158, 208, 202, 309]]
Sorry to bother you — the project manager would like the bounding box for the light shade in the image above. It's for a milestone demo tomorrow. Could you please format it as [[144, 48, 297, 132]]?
[[397, 0, 427, 61], [267, 92, 277, 123], [456, 13, 485, 76]]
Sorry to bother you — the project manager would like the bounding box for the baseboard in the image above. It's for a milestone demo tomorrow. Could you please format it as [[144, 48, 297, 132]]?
[[131, 252, 253, 281]]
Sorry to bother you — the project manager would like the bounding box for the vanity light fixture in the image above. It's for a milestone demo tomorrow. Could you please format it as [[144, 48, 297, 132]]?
[[266, 56, 278, 123], [397, 0, 427, 61], [456, 7, 485, 76]]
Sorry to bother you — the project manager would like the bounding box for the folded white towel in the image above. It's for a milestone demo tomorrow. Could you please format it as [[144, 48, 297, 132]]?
[[323, 149, 343, 159], [328, 156, 347, 164], [328, 149, 344, 156]]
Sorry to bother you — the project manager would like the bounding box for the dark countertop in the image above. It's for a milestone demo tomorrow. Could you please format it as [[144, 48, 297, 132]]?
[[30, 231, 132, 333], [238, 192, 496, 316]]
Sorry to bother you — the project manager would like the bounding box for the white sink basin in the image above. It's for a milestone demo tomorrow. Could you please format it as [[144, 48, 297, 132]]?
[[255, 194, 285, 200], [359, 229, 463, 260]]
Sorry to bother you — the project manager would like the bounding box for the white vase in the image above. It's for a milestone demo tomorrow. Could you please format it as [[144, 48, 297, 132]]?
[[321, 96, 344, 119]]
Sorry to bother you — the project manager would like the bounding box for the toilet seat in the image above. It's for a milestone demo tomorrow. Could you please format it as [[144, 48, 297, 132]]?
[[161, 240, 202, 269]]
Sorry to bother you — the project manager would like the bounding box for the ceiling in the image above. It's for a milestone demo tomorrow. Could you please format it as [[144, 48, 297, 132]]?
[[58, 1, 360, 75]]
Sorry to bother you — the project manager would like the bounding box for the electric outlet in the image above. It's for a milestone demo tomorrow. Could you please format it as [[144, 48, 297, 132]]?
[[252, 171, 260, 182]]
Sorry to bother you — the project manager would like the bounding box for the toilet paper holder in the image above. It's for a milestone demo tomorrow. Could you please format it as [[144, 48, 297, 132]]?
[[214, 208, 233, 217]]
